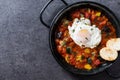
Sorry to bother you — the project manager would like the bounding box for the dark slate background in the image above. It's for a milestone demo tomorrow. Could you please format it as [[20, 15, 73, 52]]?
[[0, 0, 120, 80]]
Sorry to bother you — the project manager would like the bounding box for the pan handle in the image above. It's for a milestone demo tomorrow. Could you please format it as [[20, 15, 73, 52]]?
[[40, 0, 68, 28]]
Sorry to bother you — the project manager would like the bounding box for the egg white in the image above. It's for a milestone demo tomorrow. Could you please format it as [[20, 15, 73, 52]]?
[[68, 17, 101, 48]]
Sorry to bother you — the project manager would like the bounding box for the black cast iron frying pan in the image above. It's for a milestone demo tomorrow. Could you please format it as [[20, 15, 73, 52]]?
[[40, 0, 120, 75]]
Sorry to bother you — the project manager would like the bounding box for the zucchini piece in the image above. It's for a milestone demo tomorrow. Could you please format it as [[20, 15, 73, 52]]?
[[87, 58, 92, 64], [66, 47, 72, 54]]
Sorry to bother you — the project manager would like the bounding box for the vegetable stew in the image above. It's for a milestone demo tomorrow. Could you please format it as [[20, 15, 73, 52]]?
[[55, 8, 116, 70]]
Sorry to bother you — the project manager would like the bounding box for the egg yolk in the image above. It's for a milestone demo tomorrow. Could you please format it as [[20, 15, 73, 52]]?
[[77, 29, 91, 44]]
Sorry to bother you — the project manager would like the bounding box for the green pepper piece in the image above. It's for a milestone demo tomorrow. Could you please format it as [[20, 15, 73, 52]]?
[[60, 40, 66, 46]]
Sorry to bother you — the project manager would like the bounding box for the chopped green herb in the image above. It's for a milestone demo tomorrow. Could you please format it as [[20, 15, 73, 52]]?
[[72, 29, 75, 33], [85, 23, 88, 25], [85, 37, 88, 40], [91, 28, 93, 31]]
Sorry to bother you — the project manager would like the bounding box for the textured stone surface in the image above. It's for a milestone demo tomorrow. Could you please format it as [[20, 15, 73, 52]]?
[[0, 0, 120, 80]]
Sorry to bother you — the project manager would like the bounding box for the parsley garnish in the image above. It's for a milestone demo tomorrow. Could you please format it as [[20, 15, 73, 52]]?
[[91, 28, 93, 31], [72, 29, 75, 33], [85, 37, 88, 40]]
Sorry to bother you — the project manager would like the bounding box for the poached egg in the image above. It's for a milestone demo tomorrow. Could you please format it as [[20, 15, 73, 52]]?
[[68, 17, 101, 48]]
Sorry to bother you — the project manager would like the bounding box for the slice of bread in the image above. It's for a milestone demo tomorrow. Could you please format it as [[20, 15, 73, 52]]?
[[100, 47, 118, 61], [106, 38, 120, 51]]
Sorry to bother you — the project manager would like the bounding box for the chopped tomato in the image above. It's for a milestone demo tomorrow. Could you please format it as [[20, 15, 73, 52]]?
[[57, 46, 62, 53], [71, 11, 80, 18], [93, 59, 101, 66], [99, 20, 107, 26], [91, 14, 96, 21], [85, 12, 90, 18]]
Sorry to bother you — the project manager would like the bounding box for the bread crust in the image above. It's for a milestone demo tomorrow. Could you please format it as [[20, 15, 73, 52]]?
[[106, 38, 120, 51]]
